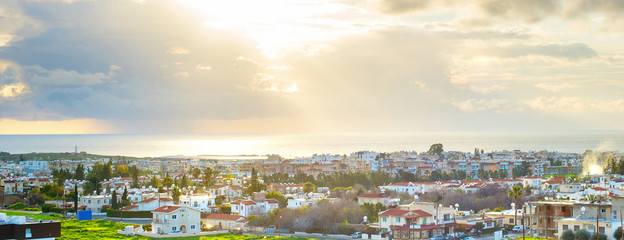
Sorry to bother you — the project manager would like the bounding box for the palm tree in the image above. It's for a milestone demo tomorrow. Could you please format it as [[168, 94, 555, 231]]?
[[508, 184, 523, 226]]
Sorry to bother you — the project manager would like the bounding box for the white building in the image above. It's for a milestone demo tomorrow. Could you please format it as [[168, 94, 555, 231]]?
[[80, 195, 112, 212], [230, 199, 280, 217], [179, 194, 216, 212], [203, 214, 248, 230], [152, 205, 202, 234]]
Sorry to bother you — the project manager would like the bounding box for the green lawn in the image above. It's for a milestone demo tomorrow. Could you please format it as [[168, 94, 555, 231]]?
[[0, 210, 64, 221], [1, 211, 304, 240]]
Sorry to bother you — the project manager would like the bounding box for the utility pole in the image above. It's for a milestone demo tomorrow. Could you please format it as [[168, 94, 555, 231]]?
[[596, 207, 599, 240], [620, 209, 622, 240], [522, 205, 525, 240]]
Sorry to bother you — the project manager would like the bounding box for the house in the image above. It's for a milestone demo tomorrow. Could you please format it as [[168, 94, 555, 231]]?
[[0, 213, 61, 239], [210, 185, 243, 201], [203, 214, 248, 230], [1, 179, 25, 194], [357, 193, 391, 206], [380, 182, 424, 195], [179, 194, 216, 212], [80, 195, 112, 213], [151, 205, 201, 234], [378, 209, 433, 234], [136, 197, 174, 211], [230, 199, 280, 217]]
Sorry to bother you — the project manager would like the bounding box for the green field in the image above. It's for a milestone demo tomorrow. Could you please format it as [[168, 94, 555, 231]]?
[[2, 210, 304, 239], [0, 210, 64, 221]]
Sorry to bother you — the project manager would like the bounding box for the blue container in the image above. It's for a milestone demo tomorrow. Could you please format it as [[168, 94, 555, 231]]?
[[77, 210, 92, 221]]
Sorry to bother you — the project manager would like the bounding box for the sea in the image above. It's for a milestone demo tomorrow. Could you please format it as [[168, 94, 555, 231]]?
[[0, 131, 623, 158]]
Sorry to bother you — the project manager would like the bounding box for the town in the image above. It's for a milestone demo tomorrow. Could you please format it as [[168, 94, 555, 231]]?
[[0, 144, 622, 240]]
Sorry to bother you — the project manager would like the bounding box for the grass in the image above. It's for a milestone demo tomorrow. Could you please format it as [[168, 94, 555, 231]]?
[[0, 210, 64, 221], [1, 210, 306, 239], [61, 219, 308, 240]]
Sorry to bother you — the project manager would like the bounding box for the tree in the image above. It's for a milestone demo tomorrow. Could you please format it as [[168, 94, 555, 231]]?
[[474, 222, 484, 234], [203, 167, 213, 188], [129, 166, 140, 188], [561, 230, 574, 240], [614, 227, 623, 240], [163, 175, 174, 190], [266, 191, 287, 208], [27, 192, 45, 207], [149, 176, 160, 188], [191, 167, 202, 179], [428, 143, 444, 156], [303, 182, 317, 193], [172, 186, 181, 204], [507, 184, 523, 226], [575, 229, 590, 240], [111, 190, 119, 210], [74, 164, 85, 180], [180, 175, 189, 189], [121, 187, 129, 207]]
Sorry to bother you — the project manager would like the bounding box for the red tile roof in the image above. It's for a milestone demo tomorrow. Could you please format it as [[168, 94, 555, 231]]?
[[379, 209, 432, 217], [139, 198, 156, 203], [152, 205, 181, 213], [121, 205, 138, 211]]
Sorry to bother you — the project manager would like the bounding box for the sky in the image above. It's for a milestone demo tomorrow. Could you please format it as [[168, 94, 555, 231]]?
[[1, 0, 624, 134]]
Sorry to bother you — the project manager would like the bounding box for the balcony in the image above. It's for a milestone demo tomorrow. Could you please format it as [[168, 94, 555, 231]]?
[[152, 219, 169, 224]]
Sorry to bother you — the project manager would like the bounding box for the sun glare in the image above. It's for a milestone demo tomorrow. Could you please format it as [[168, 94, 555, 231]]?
[[177, 0, 375, 58]]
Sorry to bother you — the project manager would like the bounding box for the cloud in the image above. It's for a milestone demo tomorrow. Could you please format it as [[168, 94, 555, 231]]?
[[478, 0, 560, 23], [26, 65, 120, 86], [494, 43, 597, 60], [0, 82, 26, 98], [0, 0, 44, 47], [169, 46, 190, 55], [378, 0, 432, 15], [452, 98, 519, 112], [468, 85, 506, 94], [524, 97, 624, 112], [535, 82, 575, 92]]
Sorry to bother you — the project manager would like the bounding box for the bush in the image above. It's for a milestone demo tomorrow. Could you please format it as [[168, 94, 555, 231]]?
[[615, 227, 623, 240], [142, 224, 152, 232], [101, 205, 110, 213], [590, 233, 608, 240], [106, 209, 153, 218], [50, 207, 64, 213], [576, 229, 590, 240], [7, 202, 27, 210], [24, 208, 41, 211], [562, 230, 574, 240], [41, 203, 56, 213]]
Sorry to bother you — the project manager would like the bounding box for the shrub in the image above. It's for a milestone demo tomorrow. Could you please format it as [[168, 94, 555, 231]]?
[[590, 233, 608, 240], [142, 224, 152, 232], [24, 208, 41, 211], [41, 203, 56, 213], [576, 229, 590, 240], [106, 209, 152, 218], [562, 230, 574, 240], [7, 202, 27, 210], [50, 207, 64, 213]]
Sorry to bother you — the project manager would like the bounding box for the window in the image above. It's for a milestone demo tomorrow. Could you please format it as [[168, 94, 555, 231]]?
[[382, 217, 387, 223], [191, 225, 196, 230], [172, 226, 177, 231], [599, 227, 605, 234], [562, 207, 566, 212], [88, 200, 91, 204], [601, 208, 606, 213], [97, 200, 100, 204], [563, 225, 568, 231], [396, 217, 400, 223], [510, 219, 514, 224], [423, 218, 427, 225], [172, 215, 177, 220]]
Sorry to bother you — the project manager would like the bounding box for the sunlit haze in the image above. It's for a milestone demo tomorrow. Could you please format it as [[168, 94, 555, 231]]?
[[2, 0, 624, 134]]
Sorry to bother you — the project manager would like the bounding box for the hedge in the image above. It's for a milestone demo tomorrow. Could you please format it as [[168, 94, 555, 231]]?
[[106, 209, 153, 218], [50, 207, 64, 213], [41, 203, 56, 213]]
